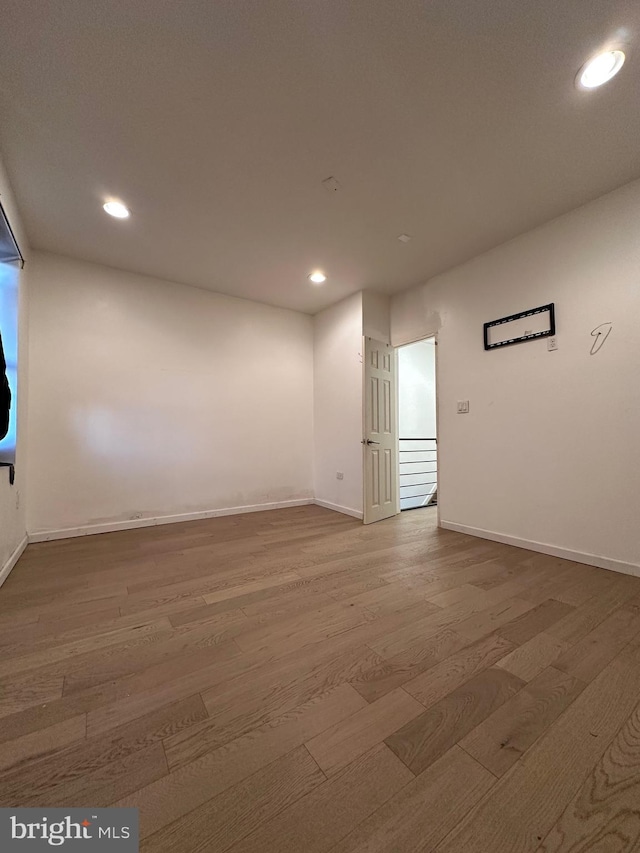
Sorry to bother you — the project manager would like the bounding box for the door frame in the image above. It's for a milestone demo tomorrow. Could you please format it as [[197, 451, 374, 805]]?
[[394, 333, 440, 526]]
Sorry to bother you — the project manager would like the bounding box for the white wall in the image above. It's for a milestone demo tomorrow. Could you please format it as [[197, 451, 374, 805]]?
[[391, 179, 640, 572], [0, 156, 28, 579], [27, 252, 314, 536], [362, 291, 390, 344], [398, 339, 436, 439], [313, 292, 364, 517]]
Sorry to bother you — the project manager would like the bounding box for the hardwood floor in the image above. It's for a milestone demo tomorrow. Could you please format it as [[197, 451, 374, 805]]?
[[1, 504, 640, 851]]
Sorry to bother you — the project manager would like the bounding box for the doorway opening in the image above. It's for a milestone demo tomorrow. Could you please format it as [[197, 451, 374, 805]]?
[[397, 337, 437, 511]]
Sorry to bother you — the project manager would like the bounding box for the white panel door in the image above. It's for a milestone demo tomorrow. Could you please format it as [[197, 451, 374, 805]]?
[[363, 337, 398, 524]]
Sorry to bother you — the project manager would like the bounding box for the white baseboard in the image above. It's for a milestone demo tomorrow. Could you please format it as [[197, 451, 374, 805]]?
[[440, 520, 640, 578], [29, 499, 315, 543], [0, 535, 28, 587], [314, 499, 363, 520]]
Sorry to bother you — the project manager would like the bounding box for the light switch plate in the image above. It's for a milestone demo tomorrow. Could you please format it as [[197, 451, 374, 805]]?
[[457, 401, 470, 414]]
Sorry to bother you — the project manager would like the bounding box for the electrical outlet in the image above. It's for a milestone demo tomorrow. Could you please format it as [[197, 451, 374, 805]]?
[[336, 472, 344, 480], [457, 400, 470, 414], [547, 337, 558, 351]]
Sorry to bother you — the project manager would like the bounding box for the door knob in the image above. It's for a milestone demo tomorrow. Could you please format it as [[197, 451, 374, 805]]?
[[363, 439, 380, 445]]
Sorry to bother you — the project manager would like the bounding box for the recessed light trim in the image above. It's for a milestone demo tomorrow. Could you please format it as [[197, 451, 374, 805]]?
[[308, 271, 327, 284], [577, 49, 625, 90], [103, 201, 130, 219]]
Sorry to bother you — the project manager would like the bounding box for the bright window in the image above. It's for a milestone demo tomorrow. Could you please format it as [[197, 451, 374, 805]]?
[[0, 260, 18, 464]]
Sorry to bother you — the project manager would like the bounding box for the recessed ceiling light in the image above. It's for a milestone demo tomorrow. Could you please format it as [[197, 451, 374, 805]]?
[[308, 271, 327, 284], [103, 201, 130, 219], [577, 49, 626, 90], [397, 234, 411, 243]]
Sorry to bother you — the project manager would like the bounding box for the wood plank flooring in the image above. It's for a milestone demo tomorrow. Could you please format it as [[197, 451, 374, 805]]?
[[1, 504, 640, 852]]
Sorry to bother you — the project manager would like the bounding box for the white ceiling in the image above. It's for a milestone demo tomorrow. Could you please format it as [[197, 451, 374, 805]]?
[[1, 0, 639, 314]]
